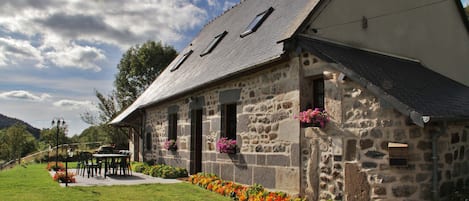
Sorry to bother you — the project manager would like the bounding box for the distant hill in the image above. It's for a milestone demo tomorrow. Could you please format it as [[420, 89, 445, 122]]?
[[0, 113, 40, 139]]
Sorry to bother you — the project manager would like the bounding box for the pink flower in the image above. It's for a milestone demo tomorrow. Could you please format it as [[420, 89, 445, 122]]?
[[295, 107, 329, 128]]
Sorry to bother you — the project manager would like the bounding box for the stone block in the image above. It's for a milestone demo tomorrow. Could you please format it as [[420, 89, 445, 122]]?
[[212, 163, 220, 176], [345, 139, 357, 161], [451, 133, 460, 144], [370, 128, 383, 138], [374, 186, 386, 195], [237, 114, 250, 133], [345, 163, 370, 201], [440, 181, 454, 197], [362, 162, 377, 169], [409, 128, 422, 139], [257, 154, 266, 165], [220, 164, 234, 181], [210, 117, 220, 132], [253, 166, 276, 188], [392, 185, 417, 197], [393, 129, 407, 141], [234, 165, 253, 185], [278, 119, 300, 142], [276, 167, 300, 192], [202, 122, 210, 136], [417, 140, 431, 150], [291, 143, 300, 167], [266, 154, 290, 167], [364, 151, 385, 159], [360, 139, 374, 149]]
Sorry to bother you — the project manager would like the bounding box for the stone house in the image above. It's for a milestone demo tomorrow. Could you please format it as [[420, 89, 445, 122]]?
[[111, 0, 469, 200]]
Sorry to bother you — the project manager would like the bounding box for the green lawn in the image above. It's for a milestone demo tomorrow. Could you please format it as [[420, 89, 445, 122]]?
[[0, 163, 230, 201]]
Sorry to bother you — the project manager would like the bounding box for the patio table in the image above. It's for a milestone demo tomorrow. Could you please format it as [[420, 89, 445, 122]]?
[[93, 153, 129, 178]]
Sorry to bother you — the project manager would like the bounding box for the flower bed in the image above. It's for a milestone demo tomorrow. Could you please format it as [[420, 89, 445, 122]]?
[[53, 171, 76, 183], [189, 173, 305, 201]]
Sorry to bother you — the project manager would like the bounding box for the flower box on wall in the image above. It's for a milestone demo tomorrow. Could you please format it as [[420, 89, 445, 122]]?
[[164, 139, 178, 151], [295, 108, 330, 128], [216, 137, 237, 154]]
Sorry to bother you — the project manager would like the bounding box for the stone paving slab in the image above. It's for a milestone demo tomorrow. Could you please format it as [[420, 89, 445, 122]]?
[[49, 169, 182, 187]]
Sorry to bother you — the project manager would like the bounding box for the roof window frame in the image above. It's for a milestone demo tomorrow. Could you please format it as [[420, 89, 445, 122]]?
[[170, 50, 193, 72], [240, 7, 274, 38], [200, 31, 228, 57]]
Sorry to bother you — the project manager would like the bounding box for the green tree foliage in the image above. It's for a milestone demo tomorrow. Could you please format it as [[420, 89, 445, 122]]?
[[0, 124, 37, 162], [82, 41, 177, 148], [40, 127, 68, 148], [114, 41, 177, 109]]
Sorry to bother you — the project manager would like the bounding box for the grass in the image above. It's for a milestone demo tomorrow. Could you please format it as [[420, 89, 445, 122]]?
[[0, 163, 230, 201]]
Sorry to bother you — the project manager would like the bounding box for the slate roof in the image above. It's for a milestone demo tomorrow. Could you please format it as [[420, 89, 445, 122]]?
[[111, 0, 319, 124], [297, 35, 469, 125]]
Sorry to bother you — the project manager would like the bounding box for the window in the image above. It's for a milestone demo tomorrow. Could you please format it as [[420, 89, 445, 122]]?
[[170, 50, 193, 72], [168, 113, 178, 140], [240, 7, 274, 38], [146, 132, 152, 151], [313, 77, 325, 109], [221, 103, 237, 140], [200, 31, 227, 57]]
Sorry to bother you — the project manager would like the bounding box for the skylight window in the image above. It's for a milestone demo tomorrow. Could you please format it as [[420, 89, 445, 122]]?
[[240, 7, 274, 38], [200, 31, 227, 57], [170, 50, 193, 72]]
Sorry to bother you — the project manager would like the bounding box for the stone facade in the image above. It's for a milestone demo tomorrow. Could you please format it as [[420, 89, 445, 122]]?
[[299, 52, 469, 201], [143, 57, 302, 193], [140, 50, 469, 200]]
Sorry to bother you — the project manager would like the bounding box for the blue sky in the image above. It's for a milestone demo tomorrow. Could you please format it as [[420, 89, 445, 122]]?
[[0, 0, 238, 135]]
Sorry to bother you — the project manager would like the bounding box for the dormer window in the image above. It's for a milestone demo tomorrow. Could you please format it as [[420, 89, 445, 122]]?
[[200, 31, 227, 57], [240, 7, 274, 38], [170, 50, 193, 72]]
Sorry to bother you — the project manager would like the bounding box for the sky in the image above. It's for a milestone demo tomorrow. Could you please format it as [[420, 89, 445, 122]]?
[[0, 0, 239, 136]]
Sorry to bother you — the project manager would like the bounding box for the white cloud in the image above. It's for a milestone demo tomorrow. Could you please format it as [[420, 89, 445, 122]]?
[[45, 43, 106, 72], [0, 37, 44, 68], [0, 90, 51, 101], [53, 99, 97, 111], [0, 0, 209, 71]]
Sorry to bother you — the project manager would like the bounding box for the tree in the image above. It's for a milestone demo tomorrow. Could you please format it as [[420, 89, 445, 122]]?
[[114, 41, 177, 110], [40, 126, 69, 148], [83, 41, 177, 148], [0, 124, 37, 163]]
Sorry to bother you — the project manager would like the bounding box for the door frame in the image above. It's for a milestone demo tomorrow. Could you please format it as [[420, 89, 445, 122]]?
[[190, 109, 203, 174]]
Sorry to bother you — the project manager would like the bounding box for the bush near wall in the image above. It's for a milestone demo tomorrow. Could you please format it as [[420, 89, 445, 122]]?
[[132, 162, 188, 179], [189, 173, 305, 201]]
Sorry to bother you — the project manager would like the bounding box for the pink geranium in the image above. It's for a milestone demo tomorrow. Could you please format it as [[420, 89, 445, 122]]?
[[295, 108, 330, 128], [216, 137, 237, 154]]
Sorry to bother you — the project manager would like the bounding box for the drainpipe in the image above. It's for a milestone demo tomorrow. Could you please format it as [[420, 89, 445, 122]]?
[[432, 121, 446, 201], [138, 109, 146, 162]]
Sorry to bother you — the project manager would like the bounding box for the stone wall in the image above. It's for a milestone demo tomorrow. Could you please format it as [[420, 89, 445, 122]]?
[[299, 51, 469, 201], [143, 56, 303, 193]]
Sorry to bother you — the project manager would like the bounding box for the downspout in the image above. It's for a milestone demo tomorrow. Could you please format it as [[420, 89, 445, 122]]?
[[139, 109, 146, 162], [432, 121, 446, 201]]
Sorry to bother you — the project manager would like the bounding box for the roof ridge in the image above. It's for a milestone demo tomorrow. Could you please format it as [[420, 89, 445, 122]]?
[[202, 0, 244, 28]]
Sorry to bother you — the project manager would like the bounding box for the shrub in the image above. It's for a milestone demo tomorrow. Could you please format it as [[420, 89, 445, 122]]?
[[133, 163, 149, 173], [141, 164, 188, 179]]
